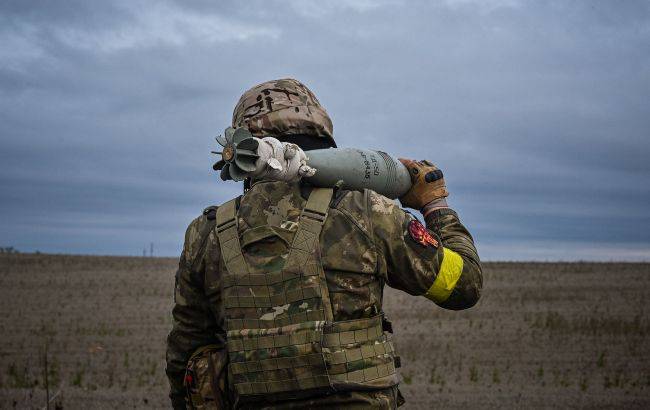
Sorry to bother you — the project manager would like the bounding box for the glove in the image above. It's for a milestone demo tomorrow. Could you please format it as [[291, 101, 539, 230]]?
[[398, 159, 449, 210], [253, 137, 316, 182]]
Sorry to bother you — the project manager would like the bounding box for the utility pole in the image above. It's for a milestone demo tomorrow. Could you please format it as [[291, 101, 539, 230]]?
[[150, 242, 154, 258]]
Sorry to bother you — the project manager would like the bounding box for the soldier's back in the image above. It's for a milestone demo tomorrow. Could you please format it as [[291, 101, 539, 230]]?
[[228, 180, 402, 409]]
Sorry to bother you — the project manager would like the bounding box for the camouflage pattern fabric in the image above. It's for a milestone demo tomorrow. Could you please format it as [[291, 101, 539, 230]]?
[[231, 79, 335, 147], [184, 345, 230, 409], [166, 180, 482, 409], [236, 386, 402, 409], [216, 187, 398, 402]]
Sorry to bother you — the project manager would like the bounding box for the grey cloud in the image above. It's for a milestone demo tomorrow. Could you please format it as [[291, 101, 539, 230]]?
[[0, 0, 648, 259]]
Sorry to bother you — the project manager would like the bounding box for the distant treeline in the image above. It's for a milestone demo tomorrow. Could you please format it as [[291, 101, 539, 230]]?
[[0, 247, 20, 254]]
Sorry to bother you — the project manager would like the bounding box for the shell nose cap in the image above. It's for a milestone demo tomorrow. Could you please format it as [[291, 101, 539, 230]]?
[[222, 144, 234, 162]]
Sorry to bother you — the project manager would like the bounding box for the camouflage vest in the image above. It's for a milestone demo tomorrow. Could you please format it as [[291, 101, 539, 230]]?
[[215, 187, 397, 402]]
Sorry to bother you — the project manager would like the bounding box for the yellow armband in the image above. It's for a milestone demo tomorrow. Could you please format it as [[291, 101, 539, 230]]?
[[424, 248, 463, 303]]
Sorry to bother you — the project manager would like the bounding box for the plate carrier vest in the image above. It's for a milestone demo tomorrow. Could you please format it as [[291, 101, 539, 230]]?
[[215, 187, 397, 401]]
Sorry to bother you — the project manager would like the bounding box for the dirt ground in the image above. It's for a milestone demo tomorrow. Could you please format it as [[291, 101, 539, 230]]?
[[0, 254, 648, 409]]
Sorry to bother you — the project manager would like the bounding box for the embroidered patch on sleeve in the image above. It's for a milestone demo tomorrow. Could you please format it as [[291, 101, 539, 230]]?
[[408, 220, 439, 248]]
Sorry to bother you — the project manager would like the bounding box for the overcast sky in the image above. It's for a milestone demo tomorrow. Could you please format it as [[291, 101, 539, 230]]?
[[1, 0, 649, 260]]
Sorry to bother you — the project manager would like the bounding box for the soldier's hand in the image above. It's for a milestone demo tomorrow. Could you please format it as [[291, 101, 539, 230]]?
[[398, 158, 449, 210]]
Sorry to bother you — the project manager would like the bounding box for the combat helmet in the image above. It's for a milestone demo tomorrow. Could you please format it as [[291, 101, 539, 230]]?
[[232, 78, 336, 149]]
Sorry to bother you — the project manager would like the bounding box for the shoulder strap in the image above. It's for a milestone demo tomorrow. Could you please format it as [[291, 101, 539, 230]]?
[[215, 198, 249, 276], [305, 187, 333, 216], [284, 187, 335, 321]]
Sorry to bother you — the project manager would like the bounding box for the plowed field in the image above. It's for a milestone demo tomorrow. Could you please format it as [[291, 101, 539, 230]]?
[[0, 254, 648, 409]]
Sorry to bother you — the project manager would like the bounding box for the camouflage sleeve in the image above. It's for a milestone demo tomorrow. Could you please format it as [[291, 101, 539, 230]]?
[[165, 214, 221, 408], [424, 208, 482, 310], [368, 190, 482, 310]]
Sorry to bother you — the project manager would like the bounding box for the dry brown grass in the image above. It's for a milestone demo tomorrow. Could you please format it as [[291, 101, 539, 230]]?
[[0, 255, 648, 409]]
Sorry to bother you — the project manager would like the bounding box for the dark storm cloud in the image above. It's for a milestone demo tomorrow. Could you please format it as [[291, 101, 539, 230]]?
[[1, 0, 649, 260]]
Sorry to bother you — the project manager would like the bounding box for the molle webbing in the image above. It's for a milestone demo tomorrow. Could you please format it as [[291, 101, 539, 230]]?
[[216, 199, 249, 277], [283, 187, 335, 323], [224, 315, 396, 396], [216, 188, 396, 398], [226, 317, 396, 394]]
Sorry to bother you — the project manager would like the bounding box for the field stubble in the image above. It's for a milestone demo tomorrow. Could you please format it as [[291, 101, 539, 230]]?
[[0, 254, 648, 409]]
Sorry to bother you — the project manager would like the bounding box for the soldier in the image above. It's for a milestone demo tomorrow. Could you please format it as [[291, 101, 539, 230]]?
[[166, 78, 482, 409]]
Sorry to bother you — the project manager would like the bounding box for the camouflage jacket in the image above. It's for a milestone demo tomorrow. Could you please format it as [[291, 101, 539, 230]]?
[[166, 180, 482, 409]]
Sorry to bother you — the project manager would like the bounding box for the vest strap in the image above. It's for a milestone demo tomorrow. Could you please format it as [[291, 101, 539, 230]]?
[[215, 198, 249, 276], [283, 187, 334, 322], [328, 362, 397, 383]]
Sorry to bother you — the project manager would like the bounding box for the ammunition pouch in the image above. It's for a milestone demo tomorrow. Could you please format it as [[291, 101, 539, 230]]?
[[184, 345, 230, 410]]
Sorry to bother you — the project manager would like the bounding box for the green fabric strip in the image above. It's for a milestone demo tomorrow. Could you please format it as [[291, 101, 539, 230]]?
[[328, 362, 396, 383], [225, 309, 327, 331], [223, 286, 322, 308], [215, 198, 249, 277], [322, 322, 383, 347], [324, 340, 394, 366], [230, 352, 326, 374], [234, 374, 331, 396]]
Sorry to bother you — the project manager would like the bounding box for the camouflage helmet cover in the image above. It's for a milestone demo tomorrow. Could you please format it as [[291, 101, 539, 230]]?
[[232, 78, 336, 147]]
